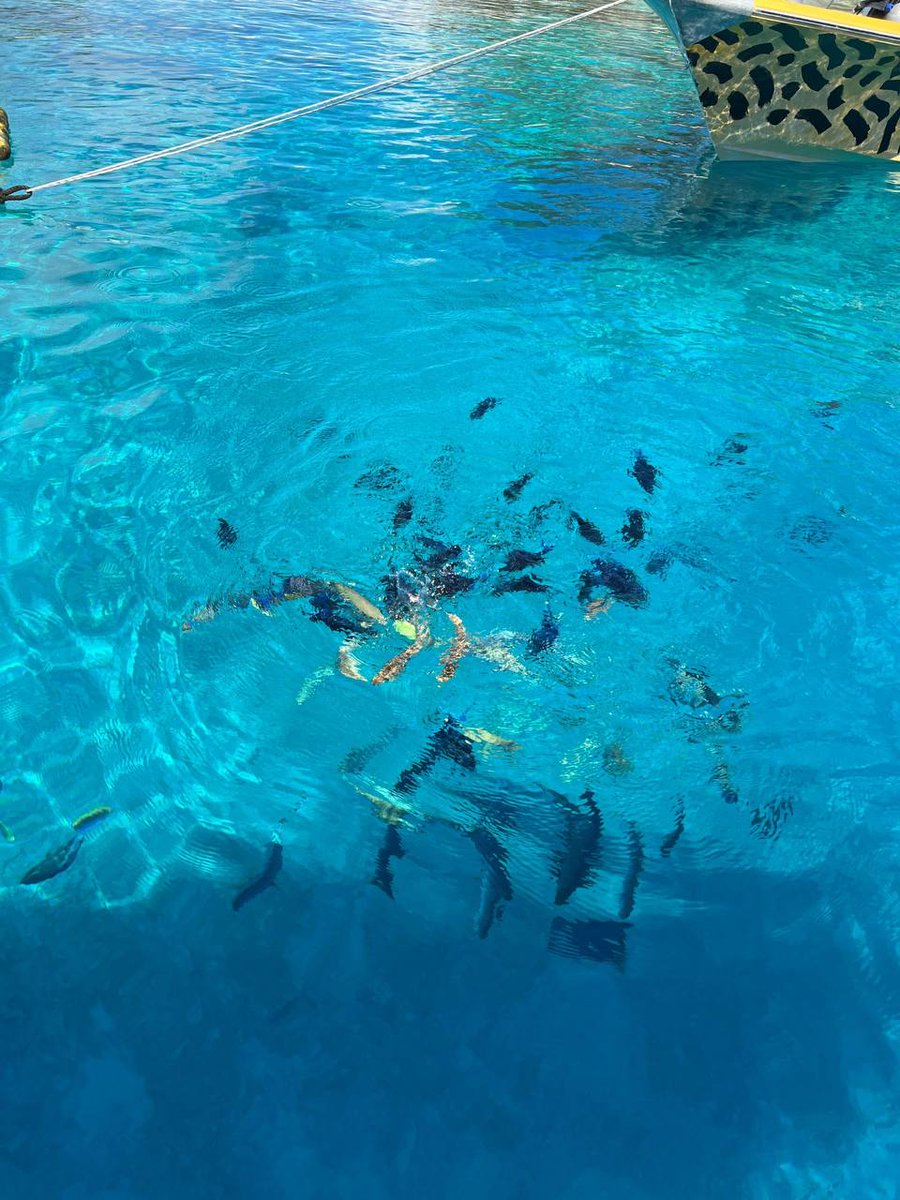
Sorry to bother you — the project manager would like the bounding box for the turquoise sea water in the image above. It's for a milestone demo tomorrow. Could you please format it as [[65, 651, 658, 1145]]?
[[3, 0, 900, 1195]]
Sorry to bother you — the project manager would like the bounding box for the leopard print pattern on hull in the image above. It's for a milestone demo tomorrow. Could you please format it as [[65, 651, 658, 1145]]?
[[687, 18, 900, 158]]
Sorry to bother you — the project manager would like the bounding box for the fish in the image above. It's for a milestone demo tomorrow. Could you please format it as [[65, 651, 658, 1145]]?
[[569, 511, 605, 546], [295, 664, 335, 706], [429, 444, 461, 488], [0, 820, 14, 843], [647, 542, 717, 578], [492, 574, 549, 596], [382, 569, 421, 618], [429, 565, 476, 601], [668, 663, 721, 709], [629, 451, 659, 495], [789, 516, 835, 548], [437, 613, 470, 684], [500, 545, 551, 573], [548, 917, 629, 967], [232, 839, 283, 912], [72, 806, 112, 832], [250, 593, 278, 616], [645, 550, 671, 578], [415, 536, 461, 569], [337, 642, 367, 681], [372, 626, 431, 686], [660, 797, 685, 857], [355, 464, 403, 492], [553, 788, 603, 905], [332, 582, 387, 626], [433, 717, 478, 771], [356, 788, 414, 827], [711, 436, 749, 466], [712, 756, 739, 805], [470, 636, 527, 675], [617, 824, 644, 919], [602, 743, 633, 776], [811, 401, 840, 430], [584, 598, 612, 621], [371, 825, 406, 899], [341, 727, 402, 775], [20, 836, 83, 886], [216, 517, 238, 548], [182, 601, 219, 632], [392, 498, 414, 530], [578, 558, 648, 607], [310, 591, 373, 636], [470, 827, 513, 939], [470, 396, 501, 420], [463, 727, 521, 754], [621, 508, 647, 548], [503, 472, 534, 503], [750, 793, 794, 841], [526, 606, 559, 656], [395, 753, 437, 796], [716, 706, 744, 734], [281, 574, 318, 600], [529, 499, 565, 526], [395, 717, 476, 795]]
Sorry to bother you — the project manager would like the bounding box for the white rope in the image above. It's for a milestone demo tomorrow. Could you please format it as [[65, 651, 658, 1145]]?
[[26, 1, 628, 195]]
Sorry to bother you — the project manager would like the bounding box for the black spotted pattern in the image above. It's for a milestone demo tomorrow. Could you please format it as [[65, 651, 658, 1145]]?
[[865, 93, 891, 120], [686, 15, 900, 160], [878, 106, 900, 152], [801, 61, 828, 91], [770, 23, 806, 52], [728, 91, 750, 119], [796, 108, 833, 132], [738, 41, 775, 61], [844, 109, 870, 144], [818, 35, 845, 71], [846, 38, 877, 61], [750, 65, 776, 107]]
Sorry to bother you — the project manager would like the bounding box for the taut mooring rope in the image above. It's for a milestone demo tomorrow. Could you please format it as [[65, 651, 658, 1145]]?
[[1, 1, 628, 202]]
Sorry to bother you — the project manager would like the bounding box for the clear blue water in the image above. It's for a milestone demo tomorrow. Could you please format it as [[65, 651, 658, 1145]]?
[[3, 0, 900, 1195]]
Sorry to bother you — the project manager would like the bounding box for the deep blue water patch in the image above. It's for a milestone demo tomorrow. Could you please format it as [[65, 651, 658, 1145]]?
[[3, 1, 900, 1196]]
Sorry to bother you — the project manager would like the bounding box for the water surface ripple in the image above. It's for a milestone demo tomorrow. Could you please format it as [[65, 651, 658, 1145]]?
[[2, 1, 900, 1197]]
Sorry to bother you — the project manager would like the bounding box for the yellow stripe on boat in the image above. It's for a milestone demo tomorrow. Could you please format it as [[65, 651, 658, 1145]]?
[[753, 0, 900, 38]]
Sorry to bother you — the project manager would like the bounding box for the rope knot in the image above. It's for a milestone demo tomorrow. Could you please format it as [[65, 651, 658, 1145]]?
[[0, 185, 32, 204]]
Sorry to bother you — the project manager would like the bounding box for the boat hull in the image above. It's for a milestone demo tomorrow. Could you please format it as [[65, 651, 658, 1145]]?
[[647, 0, 900, 160]]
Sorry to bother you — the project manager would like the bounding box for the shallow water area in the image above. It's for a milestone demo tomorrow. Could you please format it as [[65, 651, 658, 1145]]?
[[3, 1, 900, 1196]]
